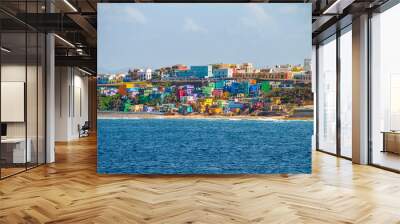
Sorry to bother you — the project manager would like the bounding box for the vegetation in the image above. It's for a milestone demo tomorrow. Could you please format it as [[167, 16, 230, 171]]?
[[98, 94, 123, 111], [266, 87, 313, 105]]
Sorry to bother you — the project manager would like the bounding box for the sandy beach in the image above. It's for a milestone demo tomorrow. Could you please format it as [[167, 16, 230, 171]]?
[[97, 112, 313, 121]]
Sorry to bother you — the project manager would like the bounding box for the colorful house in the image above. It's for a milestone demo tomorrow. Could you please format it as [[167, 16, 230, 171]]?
[[183, 85, 194, 96], [175, 65, 213, 79], [179, 104, 193, 115], [160, 104, 176, 113], [208, 106, 223, 115], [212, 89, 223, 98], [271, 97, 281, 105], [249, 84, 260, 96], [216, 99, 228, 108], [175, 70, 192, 78], [213, 68, 233, 79], [214, 80, 225, 89], [180, 95, 196, 104], [228, 101, 244, 113], [177, 88, 185, 100], [202, 86, 214, 97], [204, 98, 213, 106], [132, 104, 144, 112], [261, 81, 271, 94], [229, 81, 249, 95], [190, 65, 213, 79]]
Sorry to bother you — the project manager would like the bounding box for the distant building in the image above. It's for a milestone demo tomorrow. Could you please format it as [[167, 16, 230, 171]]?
[[272, 65, 291, 73], [139, 68, 152, 80], [137, 69, 144, 80], [97, 74, 108, 84], [191, 65, 213, 78], [157, 67, 172, 80], [304, 59, 312, 72], [153, 69, 163, 80], [127, 68, 142, 81], [161, 72, 170, 80], [270, 72, 291, 80], [240, 63, 254, 73], [291, 66, 303, 72], [234, 70, 291, 81], [212, 63, 238, 70], [174, 69, 191, 78], [107, 73, 126, 83], [145, 69, 152, 80], [176, 65, 213, 79], [293, 71, 311, 83], [213, 68, 233, 78], [172, 64, 189, 71]]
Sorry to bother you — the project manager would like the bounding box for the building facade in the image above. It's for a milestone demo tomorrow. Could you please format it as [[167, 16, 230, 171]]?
[[213, 68, 233, 78]]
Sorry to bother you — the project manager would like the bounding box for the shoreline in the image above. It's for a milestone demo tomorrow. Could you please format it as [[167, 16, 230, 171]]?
[[97, 112, 313, 121]]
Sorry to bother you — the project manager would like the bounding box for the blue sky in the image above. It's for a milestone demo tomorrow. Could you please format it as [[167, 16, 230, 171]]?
[[98, 3, 311, 74]]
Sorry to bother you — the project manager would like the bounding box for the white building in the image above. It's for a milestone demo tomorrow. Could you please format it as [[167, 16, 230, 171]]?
[[240, 63, 254, 73], [304, 59, 312, 72], [138, 68, 152, 80], [145, 68, 152, 80]]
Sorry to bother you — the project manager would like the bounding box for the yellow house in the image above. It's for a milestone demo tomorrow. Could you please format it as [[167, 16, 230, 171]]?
[[125, 83, 134, 89], [271, 97, 281, 105], [132, 104, 144, 112], [204, 98, 213, 106], [223, 91, 230, 99], [291, 66, 303, 72], [197, 98, 214, 113], [209, 107, 223, 115]]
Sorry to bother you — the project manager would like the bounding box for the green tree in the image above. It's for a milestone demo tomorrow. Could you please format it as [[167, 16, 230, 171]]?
[[123, 99, 132, 112], [98, 96, 111, 111]]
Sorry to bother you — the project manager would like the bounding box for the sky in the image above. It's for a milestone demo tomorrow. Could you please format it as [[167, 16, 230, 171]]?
[[98, 3, 312, 74]]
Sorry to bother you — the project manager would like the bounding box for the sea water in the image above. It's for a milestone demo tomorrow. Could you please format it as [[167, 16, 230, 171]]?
[[97, 118, 313, 174]]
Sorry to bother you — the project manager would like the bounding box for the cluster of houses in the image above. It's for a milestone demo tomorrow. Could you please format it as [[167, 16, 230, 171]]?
[[97, 60, 312, 84], [98, 77, 313, 116]]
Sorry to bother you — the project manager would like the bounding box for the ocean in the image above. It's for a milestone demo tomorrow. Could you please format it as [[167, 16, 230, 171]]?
[[97, 118, 313, 174]]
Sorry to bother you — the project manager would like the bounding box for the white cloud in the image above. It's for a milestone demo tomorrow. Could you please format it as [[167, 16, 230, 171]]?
[[247, 4, 269, 22], [124, 7, 147, 24], [240, 4, 271, 28], [183, 18, 207, 33]]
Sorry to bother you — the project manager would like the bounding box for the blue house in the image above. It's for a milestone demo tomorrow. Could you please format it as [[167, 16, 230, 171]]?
[[249, 84, 261, 96], [213, 68, 233, 79], [175, 70, 192, 78], [175, 65, 213, 79], [190, 65, 213, 79]]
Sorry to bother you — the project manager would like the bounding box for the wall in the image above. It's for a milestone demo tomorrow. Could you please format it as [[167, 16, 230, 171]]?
[[1, 61, 46, 167], [1, 64, 44, 139], [55, 67, 89, 141], [1, 64, 26, 138], [352, 14, 369, 164], [88, 77, 97, 132], [311, 45, 316, 150]]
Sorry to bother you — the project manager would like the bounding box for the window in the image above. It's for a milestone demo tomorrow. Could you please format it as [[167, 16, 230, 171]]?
[[0, 1, 46, 179], [317, 35, 337, 154], [339, 27, 352, 158], [370, 3, 400, 171]]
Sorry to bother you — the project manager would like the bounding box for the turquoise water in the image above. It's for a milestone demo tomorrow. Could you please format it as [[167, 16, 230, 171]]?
[[97, 118, 312, 174]]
